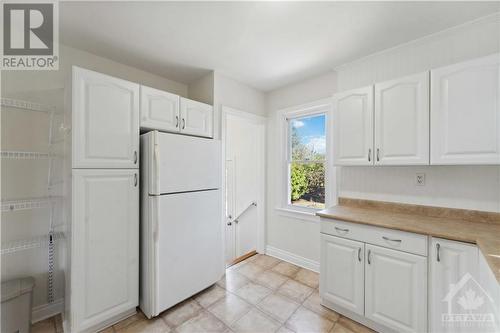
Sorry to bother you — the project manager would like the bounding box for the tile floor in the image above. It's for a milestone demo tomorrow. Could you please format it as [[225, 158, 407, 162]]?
[[32, 254, 374, 333]]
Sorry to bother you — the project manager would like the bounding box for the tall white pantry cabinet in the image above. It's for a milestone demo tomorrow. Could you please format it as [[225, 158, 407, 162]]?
[[68, 67, 140, 333]]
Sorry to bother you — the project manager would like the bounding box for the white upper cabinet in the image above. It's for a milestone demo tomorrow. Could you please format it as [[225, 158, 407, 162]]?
[[431, 54, 500, 165], [180, 97, 213, 138], [374, 72, 430, 165], [73, 67, 140, 169], [365, 244, 427, 333], [333, 86, 374, 165], [320, 234, 365, 316], [140, 85, 180, 132], [429, 238, 478, 333]]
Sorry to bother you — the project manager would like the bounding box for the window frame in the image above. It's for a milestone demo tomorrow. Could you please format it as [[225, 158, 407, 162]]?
[[276, 99, 336, 219]]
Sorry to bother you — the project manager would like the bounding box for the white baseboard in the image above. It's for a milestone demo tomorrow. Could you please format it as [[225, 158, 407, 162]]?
[[32, 298, 64, 323], [265, 246, 319, 272]]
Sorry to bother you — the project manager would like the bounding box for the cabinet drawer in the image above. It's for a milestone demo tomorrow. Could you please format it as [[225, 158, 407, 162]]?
[[321, 218, 428, 256]]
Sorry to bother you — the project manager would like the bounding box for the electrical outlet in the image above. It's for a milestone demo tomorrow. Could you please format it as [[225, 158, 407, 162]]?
[[415, 173, 425, 186]]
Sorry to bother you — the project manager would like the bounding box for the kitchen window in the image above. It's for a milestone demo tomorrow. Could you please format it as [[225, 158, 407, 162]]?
[[287, 113, 326, 209]]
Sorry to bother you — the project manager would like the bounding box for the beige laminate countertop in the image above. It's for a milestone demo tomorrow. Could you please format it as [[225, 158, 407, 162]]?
[[317, 200, 500, 283]]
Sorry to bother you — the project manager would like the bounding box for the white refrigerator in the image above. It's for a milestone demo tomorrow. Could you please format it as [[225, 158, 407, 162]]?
[[139, 130, 223, 318]]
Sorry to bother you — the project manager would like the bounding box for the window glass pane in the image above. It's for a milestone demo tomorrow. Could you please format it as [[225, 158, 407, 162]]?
[[290, 161, 325, 209], [290, 114, 325, 161]]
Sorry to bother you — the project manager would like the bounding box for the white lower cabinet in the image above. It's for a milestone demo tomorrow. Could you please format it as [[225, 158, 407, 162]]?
[[320, 220, 427, 333], [320, 234, 365, 316], [365, 244, 427, 333], [72, 169, 139, 332], [429, 238, 478, 333]]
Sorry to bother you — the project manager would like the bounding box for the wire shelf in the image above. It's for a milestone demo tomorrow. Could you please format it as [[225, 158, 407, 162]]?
[[0, 151, 56, 159], [1, 197, 61, 212], [1, 97, 54, 113], [1, 232, 65, 255]]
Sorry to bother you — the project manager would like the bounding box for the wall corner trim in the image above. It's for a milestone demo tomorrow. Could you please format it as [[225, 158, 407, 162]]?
[[266, 245, 319, 273]]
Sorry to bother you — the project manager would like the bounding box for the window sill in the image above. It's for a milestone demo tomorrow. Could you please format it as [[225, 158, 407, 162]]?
[[274, 207, 320, 223]]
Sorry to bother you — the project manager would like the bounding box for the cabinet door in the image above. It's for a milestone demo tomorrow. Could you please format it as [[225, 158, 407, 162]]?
[[365, 244, 427, 333], [431, 54, 500, 165], [72, 169, 139, 332], [429, 238, 478, 333], [73, 67, 140, 168], [320, 234, 364, 316], [375, 72, 429, 165], [140, 85, 180, 132], [180, 98, 213, 138], [333, 86, 374, 165]]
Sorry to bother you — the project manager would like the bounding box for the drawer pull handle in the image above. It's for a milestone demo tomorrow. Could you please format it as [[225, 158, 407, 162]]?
[[382, 236, 402, 243], [358, 247, 362, 262], [367, 249, 372, 265], [436, 243, 441, 262], [335, 227, 349, 233]]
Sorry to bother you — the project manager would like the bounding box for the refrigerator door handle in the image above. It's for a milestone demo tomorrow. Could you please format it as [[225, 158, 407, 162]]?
[[153, 131, 160, 195]]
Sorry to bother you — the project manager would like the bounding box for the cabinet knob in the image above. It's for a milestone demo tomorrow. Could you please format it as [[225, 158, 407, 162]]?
[[175, 115, 179, 128], [436, 243, 441, 262], [358, 248, 362, 262], [134, 173, 138, 187], [134, 151, 138, 164], [367, 249, 372, 265], [182, 118, 186, 130]]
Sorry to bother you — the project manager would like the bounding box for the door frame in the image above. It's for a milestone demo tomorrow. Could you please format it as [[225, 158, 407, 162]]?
[[221, 106, 266, 262]]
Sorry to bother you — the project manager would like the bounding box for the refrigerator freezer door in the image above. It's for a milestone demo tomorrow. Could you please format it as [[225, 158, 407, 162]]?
[[155, 189, 223, 313], [144, 131, 221, 195]]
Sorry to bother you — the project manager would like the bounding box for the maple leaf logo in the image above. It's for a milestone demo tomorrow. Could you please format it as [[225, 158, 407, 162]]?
[[457, 289, 484, 311]]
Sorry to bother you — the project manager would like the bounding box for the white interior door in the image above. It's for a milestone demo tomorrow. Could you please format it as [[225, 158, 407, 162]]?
[[224, 109, 265, 264]]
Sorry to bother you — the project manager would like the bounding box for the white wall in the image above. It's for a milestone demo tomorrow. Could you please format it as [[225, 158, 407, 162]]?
[[264, 13, 500, 267], [265, 72, 337, 270], [1, 44, 189, 321], [336, 13, 500, 213]]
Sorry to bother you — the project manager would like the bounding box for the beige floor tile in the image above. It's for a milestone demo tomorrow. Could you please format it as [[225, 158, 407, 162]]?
[[231, 308, 281, 333], [113, 312, 146, 331], [330, 323, 356, 333], [217, 270, 250, 292], [277, 326, 295, 333], [195, 285, 227, 308], [32, 318, 56, 333], [99, 327, 115, 333], [277, 279, 314, 303], [252, 255, 281, 269], [272, 262, 300, 278], [116, 317, 170, 333], [208, 293, 252, 325], [257, 293, 300, 323], [336, 316, 375, 333], [285, 307, 334, 333], [294, 268, 319, 289], [54, 315, 63, 333], [254, 270, 288, 290], [161, 298, 202, 327], [234, 282, 272, 304], [302, 291, 340, 322], [176, 310, 227, 333], [236, 262, 265, 280]]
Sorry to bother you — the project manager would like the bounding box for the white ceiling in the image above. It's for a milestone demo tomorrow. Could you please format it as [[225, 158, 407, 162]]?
[[60, 2, 499, 91]]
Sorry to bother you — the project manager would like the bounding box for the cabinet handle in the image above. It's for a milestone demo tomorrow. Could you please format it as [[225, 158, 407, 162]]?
[[335, 226, 349, 233], [368, 149, 371, 162], [134, 150, 138, 164], [175, 116, 179, 128], [182, 118, 186, 129], [376, 148, 380, 162], [134, 173, 138, 187], [382, 236, 402, 243], [367, 249, 372, 264], [358, 248, 362, 262], [436, 243, 441, 262]]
